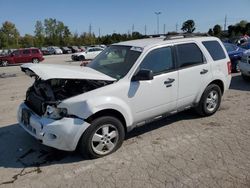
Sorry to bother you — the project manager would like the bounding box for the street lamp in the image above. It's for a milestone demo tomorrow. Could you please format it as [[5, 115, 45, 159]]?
[[155, 12, 161, 34]]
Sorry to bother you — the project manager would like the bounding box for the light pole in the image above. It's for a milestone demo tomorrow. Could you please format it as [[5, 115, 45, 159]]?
[[155, 12, 161, 34]]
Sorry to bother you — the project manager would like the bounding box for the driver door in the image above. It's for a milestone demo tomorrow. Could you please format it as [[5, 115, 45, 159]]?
[[129, 46, 178, 123]]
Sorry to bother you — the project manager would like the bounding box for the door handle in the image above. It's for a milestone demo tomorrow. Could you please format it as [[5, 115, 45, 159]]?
[[164, 78, 175, 85], [200, 69, 208, 74]]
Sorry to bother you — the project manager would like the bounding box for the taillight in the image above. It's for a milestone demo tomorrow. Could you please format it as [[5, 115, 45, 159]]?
[[227, 61, 232, 75]]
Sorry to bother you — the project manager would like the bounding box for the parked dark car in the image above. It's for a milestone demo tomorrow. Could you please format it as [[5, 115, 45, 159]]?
[[61, 47, 72, 54], [0, 48, 44, 66], [240, 42, 250, 50], [40, 47, 53, 55], [68, 46, 81, 53], [78, 46, 86, 52], [223, 42, 246, 72]]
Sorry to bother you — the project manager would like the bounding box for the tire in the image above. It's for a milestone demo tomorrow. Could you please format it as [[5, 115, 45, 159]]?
[[79, 116, 125, 159], [242, 74, 250, 81], [1, 60, 8, 67], [235, 61, 240, 73], [32, 58, 39, 64], [79, 55, 85, 61], [195, 84, 222, 116]]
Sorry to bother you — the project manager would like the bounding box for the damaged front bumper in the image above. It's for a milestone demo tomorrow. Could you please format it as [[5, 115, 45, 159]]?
[[17, 103, 90, 151]]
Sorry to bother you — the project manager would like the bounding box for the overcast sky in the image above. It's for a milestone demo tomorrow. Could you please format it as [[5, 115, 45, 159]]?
[[0, 0, 250, 36]]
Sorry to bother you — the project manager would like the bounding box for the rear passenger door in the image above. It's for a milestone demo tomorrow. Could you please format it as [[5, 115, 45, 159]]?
[[22, 49, 32, 63], [176, 42, 211, 109]]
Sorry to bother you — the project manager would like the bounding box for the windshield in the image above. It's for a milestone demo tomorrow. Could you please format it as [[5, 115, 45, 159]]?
[[87, 45, 142, 79], [224, 43, 236, 52]]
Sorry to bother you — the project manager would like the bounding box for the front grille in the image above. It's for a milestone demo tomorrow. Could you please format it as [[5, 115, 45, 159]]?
[[25, 91, 45, 116]]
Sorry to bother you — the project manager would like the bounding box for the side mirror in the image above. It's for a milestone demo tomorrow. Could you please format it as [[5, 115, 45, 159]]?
[[132, 69, 153, 81]]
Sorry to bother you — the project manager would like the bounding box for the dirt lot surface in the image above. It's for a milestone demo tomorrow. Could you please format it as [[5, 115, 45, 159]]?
[[1, 55, 250, 188]]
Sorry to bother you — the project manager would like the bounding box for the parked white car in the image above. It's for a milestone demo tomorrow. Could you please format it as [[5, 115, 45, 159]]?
[[18, 36, 231, 158], [239, 51, 250, 81], [71, 47, 103, 61], [47, 46, 63, 55]]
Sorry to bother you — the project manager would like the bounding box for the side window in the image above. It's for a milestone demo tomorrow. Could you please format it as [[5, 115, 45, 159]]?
[[202, 41, 226, 61], [12, 50, 20, 56], [32, 49, 38, 54], [176, 43, 204, 68], [139, 47, 174, 75], [23, 49, 31, 55]]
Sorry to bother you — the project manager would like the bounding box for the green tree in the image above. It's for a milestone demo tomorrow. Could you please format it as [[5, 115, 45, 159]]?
[[34, 21, 45, 47], [181, 20, 196, 33], [62, 26, 72, 46], [208, 28, 213, 36], [246, 23, 250, 35], [0, 21, 20, 48], [213, 24, 222, 37], [44, 18, 57, 45], [20, 34, 34, 48]]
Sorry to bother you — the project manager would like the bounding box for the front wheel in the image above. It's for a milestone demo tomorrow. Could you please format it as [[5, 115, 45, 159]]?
[[32, 58, 39, 64], [79, 116, 125, 159], [79, 55, 85, 61], [242, 74, 250, 81], [195, 84, 222, 116]]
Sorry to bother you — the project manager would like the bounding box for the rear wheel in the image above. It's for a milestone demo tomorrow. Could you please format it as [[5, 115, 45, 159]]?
[[195, 84, 222, 116], [32, 58, 39, 64], [1, 60, 8, 66], [79, 116, 125, 159], [79, 55, 85, 61], [235, 61, 240, 72]]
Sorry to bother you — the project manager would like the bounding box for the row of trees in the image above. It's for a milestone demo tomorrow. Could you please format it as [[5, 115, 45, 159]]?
[[0, 18, 145, 49], [0, 18, 249, 49], [208, 20, 250, 39]]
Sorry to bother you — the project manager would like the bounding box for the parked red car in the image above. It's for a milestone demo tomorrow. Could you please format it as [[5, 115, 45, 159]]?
[[0, 48, 44, 66]]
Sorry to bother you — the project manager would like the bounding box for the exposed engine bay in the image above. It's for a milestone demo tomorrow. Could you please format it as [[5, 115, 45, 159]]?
[[25, 79, 113, 115]]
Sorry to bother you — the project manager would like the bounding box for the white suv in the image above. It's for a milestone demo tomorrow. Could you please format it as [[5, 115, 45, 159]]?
[[71, 47, 103, 61], [18, 36, 231, 158]]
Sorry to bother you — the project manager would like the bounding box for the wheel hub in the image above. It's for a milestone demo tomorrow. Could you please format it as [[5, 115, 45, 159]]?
[[91, 124, 118, 155]]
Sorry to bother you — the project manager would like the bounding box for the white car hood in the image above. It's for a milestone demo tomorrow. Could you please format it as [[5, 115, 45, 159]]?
[[21, 63, 116, 81], [74, 52, 85, 56]]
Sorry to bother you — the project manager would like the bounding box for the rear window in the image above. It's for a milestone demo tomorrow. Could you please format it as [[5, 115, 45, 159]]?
[[202, 41, 226, 61]]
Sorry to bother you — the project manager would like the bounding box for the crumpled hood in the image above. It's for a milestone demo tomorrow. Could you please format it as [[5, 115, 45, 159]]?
[[21, 63, 116, 81]]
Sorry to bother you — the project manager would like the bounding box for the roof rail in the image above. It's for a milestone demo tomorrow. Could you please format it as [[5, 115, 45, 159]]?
[[164, 33, 210, 40]]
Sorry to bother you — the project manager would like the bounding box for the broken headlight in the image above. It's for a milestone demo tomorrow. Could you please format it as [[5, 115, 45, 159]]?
[[44, 105, 68, 120]]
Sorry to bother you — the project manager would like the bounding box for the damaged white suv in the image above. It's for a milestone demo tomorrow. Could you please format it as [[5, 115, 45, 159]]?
[[18, 36, 231, 158]]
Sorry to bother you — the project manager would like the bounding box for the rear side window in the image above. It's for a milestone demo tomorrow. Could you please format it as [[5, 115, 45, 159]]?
[[23, 50, 31, 55], [139, 46, 174, 75], [176, 43, 204, 68], [202, 41, 226, 61], [32, 49, 39, 54]]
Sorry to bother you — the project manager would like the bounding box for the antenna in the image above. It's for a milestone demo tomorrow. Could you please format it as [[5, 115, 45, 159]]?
[[224, 15, 227, 31]]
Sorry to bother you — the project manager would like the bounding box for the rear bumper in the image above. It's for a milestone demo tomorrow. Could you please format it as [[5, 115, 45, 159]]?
[[17, 103, 90, 151]]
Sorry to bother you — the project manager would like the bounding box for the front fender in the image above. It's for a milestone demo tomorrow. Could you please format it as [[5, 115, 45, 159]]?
[[59, 96, 133, 128]]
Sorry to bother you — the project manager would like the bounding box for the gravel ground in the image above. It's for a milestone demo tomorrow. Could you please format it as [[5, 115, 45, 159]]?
[[0, 55, 250, 188]]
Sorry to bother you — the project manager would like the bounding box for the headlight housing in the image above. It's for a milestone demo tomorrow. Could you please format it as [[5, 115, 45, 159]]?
[[44, 105, 68, 120]]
